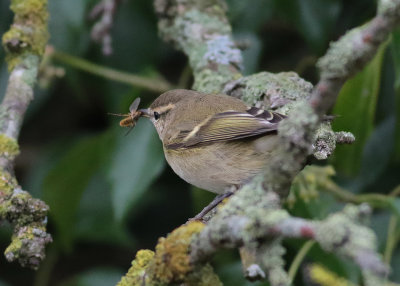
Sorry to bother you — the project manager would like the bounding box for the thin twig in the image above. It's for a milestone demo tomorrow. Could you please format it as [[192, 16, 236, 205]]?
[[288, 240, 315, 281], [384, 215, 399, 265], [51, 50, 173, 93]]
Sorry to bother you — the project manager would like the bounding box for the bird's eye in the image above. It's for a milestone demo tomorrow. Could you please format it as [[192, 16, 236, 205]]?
[[154, 112, 160, 120]]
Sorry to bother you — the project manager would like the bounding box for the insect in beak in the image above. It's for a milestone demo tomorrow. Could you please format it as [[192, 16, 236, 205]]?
[[138, 108, 151, 118], [108, 97, 144, 135]]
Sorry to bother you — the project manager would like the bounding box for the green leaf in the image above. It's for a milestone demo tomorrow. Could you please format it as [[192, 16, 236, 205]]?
[[391, 29, 400, 89], [390, 29, 400, 162], [391, 249, 400, 282], [75, 172, 133, 247], [108, 120, 165, 221], [43, 132, 114, 250], [331, 44, 387, 176], [48, 0, 90, 54], [100, 0, 160, 73], [228, 0, 275, 31], [0, 279, 11, 286], [234, 32, 262, 75], [274, 0, 341, 53], [352, 116, 395, 191], [0, 64, 8, 103], [388, 198, 400, 219]]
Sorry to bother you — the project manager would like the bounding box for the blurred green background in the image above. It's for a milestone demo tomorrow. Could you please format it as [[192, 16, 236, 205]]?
[[0, 0, 399, 285]]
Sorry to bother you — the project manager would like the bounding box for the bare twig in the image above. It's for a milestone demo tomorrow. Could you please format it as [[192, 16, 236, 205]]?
[[0, 0, 52, 269], [89, 0, 121, 55]]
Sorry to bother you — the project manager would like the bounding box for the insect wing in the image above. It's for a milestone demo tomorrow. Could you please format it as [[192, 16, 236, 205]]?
[[129, 97, 141, 113]]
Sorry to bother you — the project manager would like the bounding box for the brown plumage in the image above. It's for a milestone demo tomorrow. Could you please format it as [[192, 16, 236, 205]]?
[[132, 89, 285, 193]]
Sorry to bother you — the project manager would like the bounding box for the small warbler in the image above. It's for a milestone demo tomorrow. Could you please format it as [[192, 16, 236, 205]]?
[[114, 89, 286, 194]]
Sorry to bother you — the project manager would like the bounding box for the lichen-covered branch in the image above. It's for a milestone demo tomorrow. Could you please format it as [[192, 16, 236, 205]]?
[[190, 183, 388, 285], [310, 0, 400, 117], [154, 0, 243, 93], [0, 0, 52, 269], [116, 221, 223, 286]]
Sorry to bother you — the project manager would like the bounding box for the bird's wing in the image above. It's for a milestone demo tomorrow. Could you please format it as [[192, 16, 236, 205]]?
[[165, 107, 286, 150]]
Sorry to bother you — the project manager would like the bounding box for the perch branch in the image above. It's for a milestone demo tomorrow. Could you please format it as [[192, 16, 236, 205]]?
[[0, 0, 52, 269]]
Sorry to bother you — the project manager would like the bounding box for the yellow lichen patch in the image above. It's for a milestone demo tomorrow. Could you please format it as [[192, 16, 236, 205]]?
[[0, 134, 20, 159], [2, 0, 49, 70], [0, 170, 18, 195], [185, 264, 223, 286], [307, 264, 355, 286], [11, 0, 47, 16], [150, 221, 205, 283], [4, 237, 22, 258], [117, 250, 155, 286], [286, 165, 337, 208]]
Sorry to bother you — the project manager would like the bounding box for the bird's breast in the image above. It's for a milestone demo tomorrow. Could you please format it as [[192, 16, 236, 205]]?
[[163, 136, 278, 193]]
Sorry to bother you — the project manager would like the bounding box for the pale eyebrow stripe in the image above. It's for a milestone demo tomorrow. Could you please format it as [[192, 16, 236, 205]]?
[[154, 103, 175, 114]]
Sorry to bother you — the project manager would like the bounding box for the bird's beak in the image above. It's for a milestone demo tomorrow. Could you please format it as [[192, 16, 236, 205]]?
[[138, 108, 151, 118]]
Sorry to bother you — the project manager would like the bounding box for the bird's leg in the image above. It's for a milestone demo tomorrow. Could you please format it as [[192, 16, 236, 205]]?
[[189, 185, 238, 222]]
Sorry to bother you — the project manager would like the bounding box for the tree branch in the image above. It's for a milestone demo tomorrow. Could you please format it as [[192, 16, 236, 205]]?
[[0, 0, 52, 269], [311, 0, 400, 117], [154, 0, 242, 93]]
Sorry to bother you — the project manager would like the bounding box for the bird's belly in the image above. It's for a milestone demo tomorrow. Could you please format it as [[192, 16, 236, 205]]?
[[164, 138, 276, 194]]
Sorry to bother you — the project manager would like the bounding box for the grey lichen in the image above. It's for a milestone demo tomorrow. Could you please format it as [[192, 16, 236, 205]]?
[[204, 35, 242, 67], [4, 224, 52, 269], [312, 122, 337, 160], [378, 0, 400, 18], [335, 131, 356, 144], [155, 0, 242, 92], [223, 71, 313, 110], [317, 28, 362, 80], [244, 263, 266, 281], [222, 72, 348, 161], [259, 241, 291, 286], [193, 64, 241, 93], [315, 204, 388, 277], [262, 101, 319, 197]]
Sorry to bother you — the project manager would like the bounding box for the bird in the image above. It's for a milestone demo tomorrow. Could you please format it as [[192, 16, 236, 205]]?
[[113, 89, 286, 196]]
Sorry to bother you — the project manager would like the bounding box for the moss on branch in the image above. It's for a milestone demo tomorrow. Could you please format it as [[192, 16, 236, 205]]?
[[0, 0, 51, 270], [118, 221, 222, 285], [2, 0, 49, 71]]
